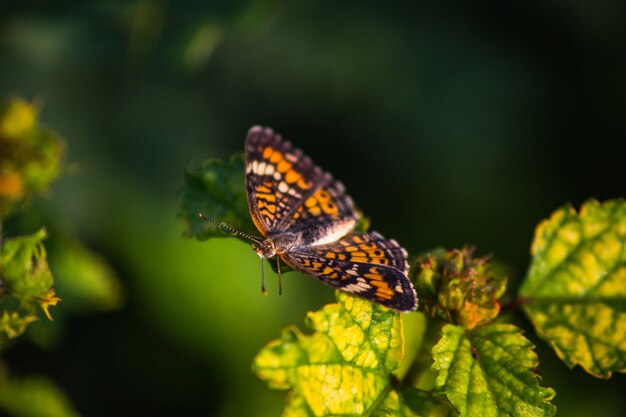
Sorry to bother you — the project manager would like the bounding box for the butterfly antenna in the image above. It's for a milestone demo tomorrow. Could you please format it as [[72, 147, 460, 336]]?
[[198, 213, 261, 244], [261, 258, 268, 296]]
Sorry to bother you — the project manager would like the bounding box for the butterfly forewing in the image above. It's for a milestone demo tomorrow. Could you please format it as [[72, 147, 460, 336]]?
[[245, 126, 358, 236], [243, 126, 418, 312], [281, 232, 418, 311]]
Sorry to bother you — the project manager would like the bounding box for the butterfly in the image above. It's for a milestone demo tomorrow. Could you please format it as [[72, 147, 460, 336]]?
[[201, 126, 418, 312]]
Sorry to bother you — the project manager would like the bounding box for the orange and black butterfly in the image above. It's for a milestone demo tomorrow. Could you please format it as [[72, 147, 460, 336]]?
[[201, 126, 417, 312]]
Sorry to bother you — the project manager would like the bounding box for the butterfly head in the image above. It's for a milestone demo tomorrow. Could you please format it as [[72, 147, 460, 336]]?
[[253, 239, 276, 259]]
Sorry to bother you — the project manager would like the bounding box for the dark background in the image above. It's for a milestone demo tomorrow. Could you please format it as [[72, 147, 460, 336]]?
[[1, 1, 625, 416]]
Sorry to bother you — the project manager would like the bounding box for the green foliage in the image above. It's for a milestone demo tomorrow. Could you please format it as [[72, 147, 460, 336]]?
[[1, 229, 53, 301], [186, 150, 626, 416], [413, 248, 507, 329], [178, 153, 255, 240], [0, 228, 57, 339], [0, 311, 38, 340], [0, 96, 122, 417], [48, 235, 124, 313], [253, 292, 452, 416], [0, 98, 65, 217], [519, 199, 626, 378], [0, 376, 80, 417], [432, 324, 555, 417]]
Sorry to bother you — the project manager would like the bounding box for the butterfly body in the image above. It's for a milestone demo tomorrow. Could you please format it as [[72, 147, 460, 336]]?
[[243, 126, 418, 312], [254, 217, 356, 259]]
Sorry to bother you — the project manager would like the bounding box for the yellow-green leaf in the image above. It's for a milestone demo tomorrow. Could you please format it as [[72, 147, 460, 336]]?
[[280, 388, 435, 417], [0, 376, 80, 417], [1, 228, 53, 301], [253, 291, 420, 417], [519, 199, 626, 378], [432, 324, 556, 417], [0, 311, 38, 340]]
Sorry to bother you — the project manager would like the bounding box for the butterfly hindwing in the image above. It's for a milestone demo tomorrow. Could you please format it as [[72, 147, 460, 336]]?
[[245, 126, 358, 236], [281, 232, 417, 311]]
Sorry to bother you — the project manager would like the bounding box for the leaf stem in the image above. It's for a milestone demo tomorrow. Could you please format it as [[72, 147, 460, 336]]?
[[363, 379, 393, 417], [500, 296, 529, 313]]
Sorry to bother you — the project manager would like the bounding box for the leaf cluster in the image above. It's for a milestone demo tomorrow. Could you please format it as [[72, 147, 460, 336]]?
[[0, 98, 65, 217], [0, 97, 123, 417], [180, 151, 626, 417]]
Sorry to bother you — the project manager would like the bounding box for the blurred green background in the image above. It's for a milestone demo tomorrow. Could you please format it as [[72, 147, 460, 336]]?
[[1, 1, 625, 416]]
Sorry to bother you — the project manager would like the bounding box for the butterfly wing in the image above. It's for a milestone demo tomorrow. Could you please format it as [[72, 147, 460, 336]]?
[[281, 232, 418, 311], [245, 126, 358, 237]]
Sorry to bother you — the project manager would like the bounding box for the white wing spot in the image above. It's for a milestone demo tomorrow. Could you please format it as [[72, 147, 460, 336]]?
[[395, 284, 403, 293], [344, 278, 372, 294], [273, 172, 282, 180], [257, 161, 266, 174], [278, 182, 289, 193], [264, 163, 275, 175]]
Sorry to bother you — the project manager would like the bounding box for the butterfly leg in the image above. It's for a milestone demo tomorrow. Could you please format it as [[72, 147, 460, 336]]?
[[261, 258, 268, 296], [277, 256, 283, 295]]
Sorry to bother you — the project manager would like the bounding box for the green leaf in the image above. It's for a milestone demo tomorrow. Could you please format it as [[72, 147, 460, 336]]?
[[432, 324, 556, 417], [50, 237, 123, 312], [178, 153, 256, 240], [0, 310, 38, 340], [400, 386, 458, 417], [253, 291, 421, 416], [519, 199, 626, 378], [1, 228, 53, 302], [279, 391, 423, 417], [0, 376, 80, 417]]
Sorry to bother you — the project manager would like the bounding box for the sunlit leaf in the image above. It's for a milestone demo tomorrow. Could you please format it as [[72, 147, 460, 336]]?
[[0, 376, 80, 417], [432, 324, 556, 417], [178, 153, 255, 240], [1, 228, 53, 302], [519, 198, 626, 378], [253, 291, 423, 416], [0, 311, 38, 340]]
